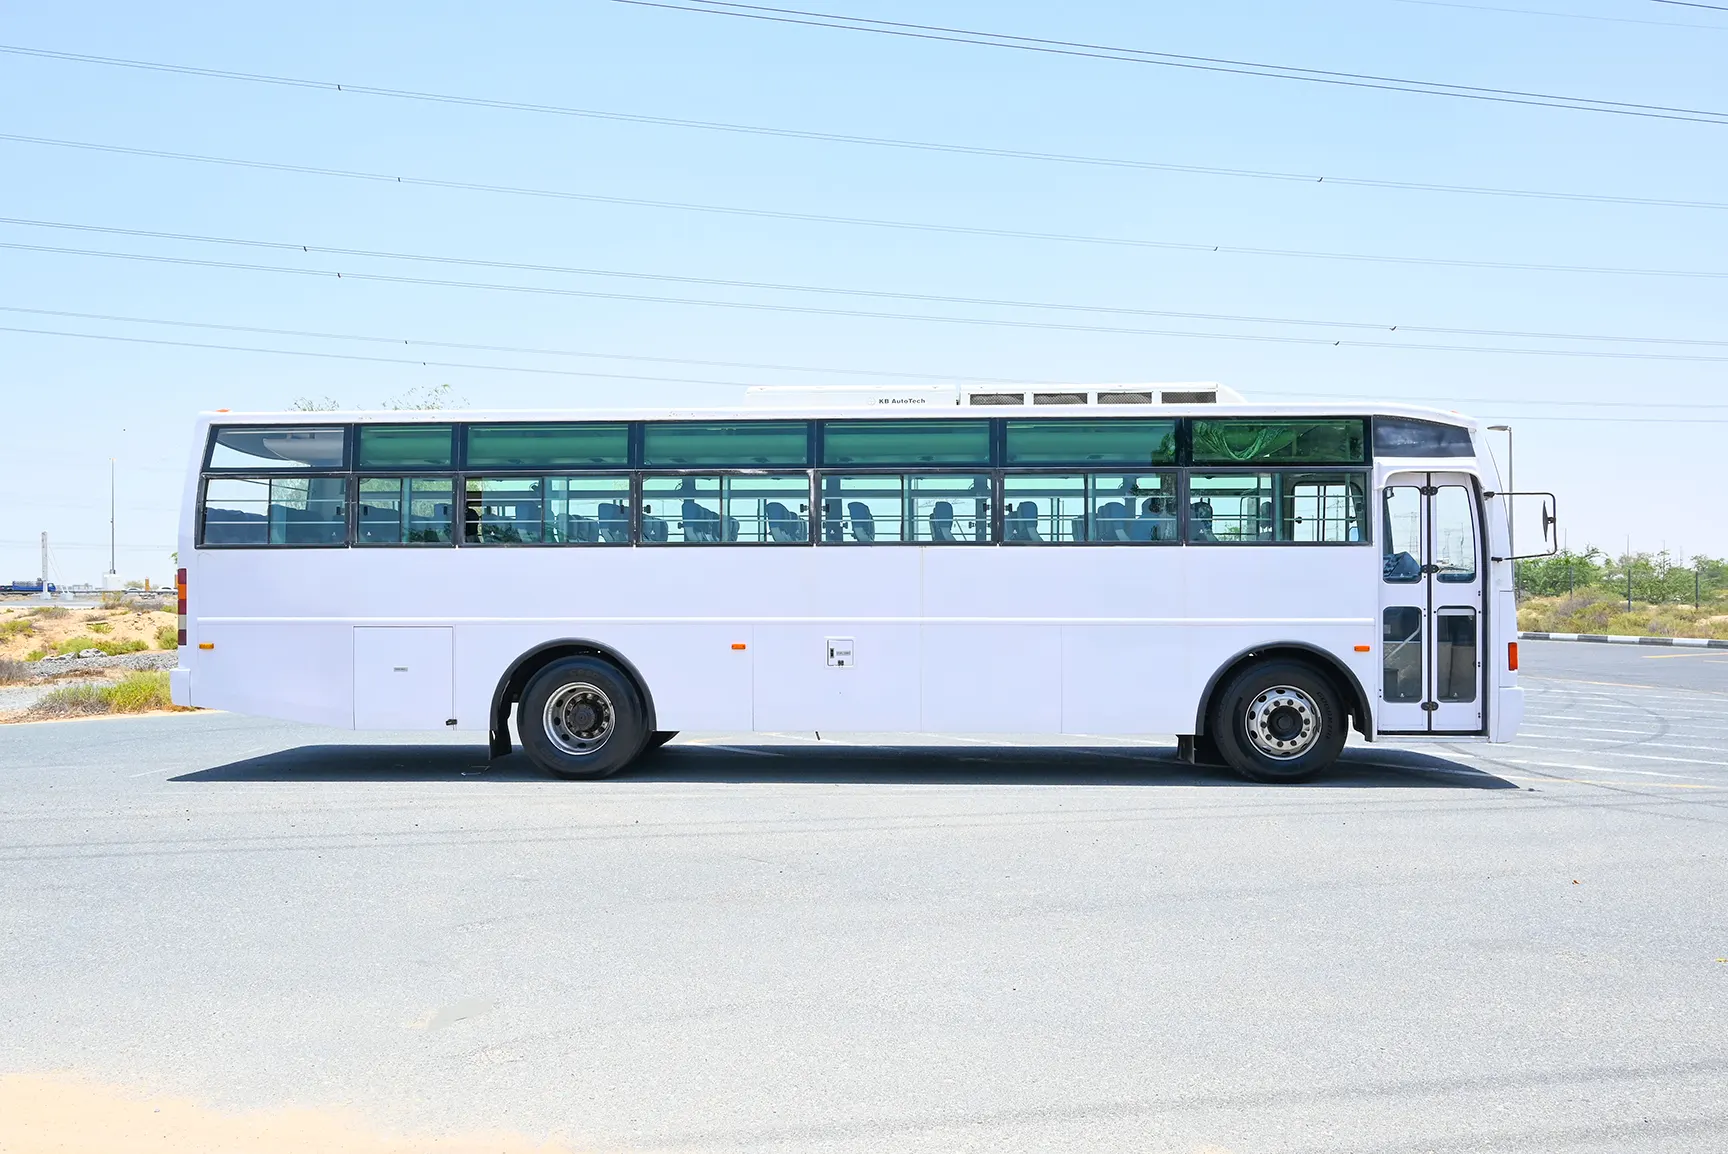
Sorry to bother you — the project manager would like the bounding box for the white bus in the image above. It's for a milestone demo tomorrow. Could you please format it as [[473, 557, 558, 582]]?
[[171, 400, 1551, 782]]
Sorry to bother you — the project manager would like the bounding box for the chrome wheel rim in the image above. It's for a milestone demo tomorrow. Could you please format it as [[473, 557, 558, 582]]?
[[1244, 685, 1320, 761], [543, 682, 614, 757]]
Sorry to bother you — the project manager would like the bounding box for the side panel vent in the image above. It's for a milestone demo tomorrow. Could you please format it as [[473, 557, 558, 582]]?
[[1161, 390, 1217, 404], [1097, 391, 1155, 404], [1032, 392, 1088, 405], [968, 392, 1026, 406]]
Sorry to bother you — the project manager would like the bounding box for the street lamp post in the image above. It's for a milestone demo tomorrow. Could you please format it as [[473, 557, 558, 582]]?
[[1488, 425, 1514, 599]]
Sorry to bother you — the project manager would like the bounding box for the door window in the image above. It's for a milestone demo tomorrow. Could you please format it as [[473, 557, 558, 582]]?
[[1432, 487, 1477, 582], [1382, 486, 1422, 582], [1434, 609, 1478, 702], [1383, 607, 1424, 703]]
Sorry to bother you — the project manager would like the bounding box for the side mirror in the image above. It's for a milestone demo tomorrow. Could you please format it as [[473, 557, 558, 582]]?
[[1490, 491, 1558, 560]]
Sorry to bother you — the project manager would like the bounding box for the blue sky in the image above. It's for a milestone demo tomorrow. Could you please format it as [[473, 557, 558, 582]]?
[[2, 0, 1725, 582]]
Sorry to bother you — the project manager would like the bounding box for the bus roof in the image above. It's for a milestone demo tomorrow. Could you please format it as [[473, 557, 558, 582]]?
[[195, 400, 1482, 430]]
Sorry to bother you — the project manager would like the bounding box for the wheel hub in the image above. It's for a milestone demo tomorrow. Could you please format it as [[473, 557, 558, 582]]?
[[1244, 685, 1320, 761], [544, 682, 615, 756]]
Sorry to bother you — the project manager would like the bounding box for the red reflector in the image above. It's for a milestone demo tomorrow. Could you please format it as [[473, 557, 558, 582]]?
[[1508, 642, 1519, 671], [177, 567, 188, 646]]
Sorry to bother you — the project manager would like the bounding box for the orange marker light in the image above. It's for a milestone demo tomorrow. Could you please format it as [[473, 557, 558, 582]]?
[[1353, 644, 1371, 652], [198, 642, 214, 650], [731, 643, 747, 650], [1508, 642, 1519, 671]]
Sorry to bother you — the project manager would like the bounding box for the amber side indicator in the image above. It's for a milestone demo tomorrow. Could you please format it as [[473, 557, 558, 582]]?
[[198, 642, 214, 651], [1508, 642, 1519, 671], [731, 643, 747, 650], [1353, 644, 1371, 652]]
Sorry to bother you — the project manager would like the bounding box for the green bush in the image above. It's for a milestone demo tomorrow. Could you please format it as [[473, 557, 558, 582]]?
[[31, 672, 176, 717], [86, 621, 113, 634], [52, 636, 149, 657], [0, 618, 33, 638], [24, 648, 47, 662], [155, 624, 179, 650]]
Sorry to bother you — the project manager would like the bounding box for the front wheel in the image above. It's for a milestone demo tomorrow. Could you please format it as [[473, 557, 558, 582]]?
[[1209, 660, 1347, 783], [519, 657, 648, 780], [643, 731, 679, 752]]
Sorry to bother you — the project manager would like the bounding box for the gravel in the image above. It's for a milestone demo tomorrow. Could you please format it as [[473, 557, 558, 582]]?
[[15, 651, 178, 681]]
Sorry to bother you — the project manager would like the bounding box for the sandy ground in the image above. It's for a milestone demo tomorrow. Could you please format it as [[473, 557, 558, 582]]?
[[0, 1075, 581, 1154], [0, 604, 176, 662]]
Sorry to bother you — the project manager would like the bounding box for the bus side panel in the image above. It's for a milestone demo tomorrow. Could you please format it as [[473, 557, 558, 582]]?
[[1060, 625, 1190, 734], [752, 623, 921, 731], [921, 624, 1063, 732], [190, 621, 355, 728]]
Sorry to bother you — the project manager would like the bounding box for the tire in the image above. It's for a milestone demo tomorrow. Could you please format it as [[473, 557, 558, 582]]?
[[518, 656, 649, 780], [1209, 660, 1347, 783], [643, 731, 679, 752]]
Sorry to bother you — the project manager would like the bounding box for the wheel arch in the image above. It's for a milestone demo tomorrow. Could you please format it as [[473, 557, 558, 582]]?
[[1194, 643, 1372, 741], [489, 639, 658, 758]]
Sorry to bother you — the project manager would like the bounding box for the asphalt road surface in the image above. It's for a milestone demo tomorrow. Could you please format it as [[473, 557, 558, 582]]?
[[2, 640, 1725, 1152]]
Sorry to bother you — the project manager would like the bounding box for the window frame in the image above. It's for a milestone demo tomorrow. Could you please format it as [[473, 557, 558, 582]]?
[[354, 474, 459, 547], [999, 469, 1183, 545], [203, 425, 351, 473], [637, 470, 817, 546], [196, 474, 353, 549], [462, 422, 632, 471], [1182, 467, 1373, 546], [355, 424, 458, 472]]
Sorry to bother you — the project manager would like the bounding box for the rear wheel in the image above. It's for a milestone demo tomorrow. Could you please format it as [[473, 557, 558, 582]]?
[[519, 656, 648, 780], [1209, 660, 1347, 783]]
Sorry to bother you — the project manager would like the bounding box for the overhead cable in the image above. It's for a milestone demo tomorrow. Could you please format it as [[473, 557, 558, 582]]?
[[6, 241, 1728, 364], [609, 0, 1728, 126], [4, 216, 1727, 346], [0, 62, 1723, 211]]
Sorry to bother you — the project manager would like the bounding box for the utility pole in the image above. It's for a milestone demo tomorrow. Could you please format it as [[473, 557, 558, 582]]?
[[109, 458, 117, 581], [1488, 425, 1515, 600], [39, 531, 47, 595], [1626, 535, 1633, 612]]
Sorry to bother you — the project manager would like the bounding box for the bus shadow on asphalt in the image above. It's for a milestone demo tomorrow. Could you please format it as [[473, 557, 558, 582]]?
[[173, 742, 1516, 789]]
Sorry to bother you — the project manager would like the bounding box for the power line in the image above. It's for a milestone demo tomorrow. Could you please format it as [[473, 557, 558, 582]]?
[[6, 320, 1728, 418], [3, 182, 1725, 284], [1391, 0, 1728, 30], [4, 216, 1728, 349], [611, 0, 1728, 126], [1651, 1, 1728, 12], [5, 244, 1728, 364], [0, 305, 1047, 385], [1, 75, 1723, 213]]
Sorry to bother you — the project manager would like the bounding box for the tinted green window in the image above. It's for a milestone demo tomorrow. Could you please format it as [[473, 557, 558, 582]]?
[[357, 425, 454, 468], [643, 422, 808, 467], [1191, 419, 1366, 465], [1005, 419, 1176, 466], [466, 423, 628, 468], [821, 420, 990, 466]]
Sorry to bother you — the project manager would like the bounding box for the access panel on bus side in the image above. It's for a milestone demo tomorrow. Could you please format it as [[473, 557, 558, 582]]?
[[752, 624, 922, 731]]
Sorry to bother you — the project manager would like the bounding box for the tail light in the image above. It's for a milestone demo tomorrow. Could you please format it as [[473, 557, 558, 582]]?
[[176, 567, 187, 647], [1508, 641, 1519, 672]]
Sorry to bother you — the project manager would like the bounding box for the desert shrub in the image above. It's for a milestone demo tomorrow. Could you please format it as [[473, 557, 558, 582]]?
[[24, 648, 47, 662], [104, 671, 174, 712], [86, 621, 113, 634], [0, 659, 29, 684], [31, 682, 110, 717], [0, 618, 33, 638], [28, 606, 66, 619], [52, 636, 148, 657], [30, 672, 176, 717], [155, 624, 179, 650]]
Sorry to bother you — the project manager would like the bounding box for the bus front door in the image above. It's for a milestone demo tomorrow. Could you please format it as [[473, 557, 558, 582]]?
[[1377, 472, 1485, 734]]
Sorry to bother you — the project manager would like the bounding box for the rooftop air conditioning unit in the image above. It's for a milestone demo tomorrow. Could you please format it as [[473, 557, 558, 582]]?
[[959, 383, 1243, 406]]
